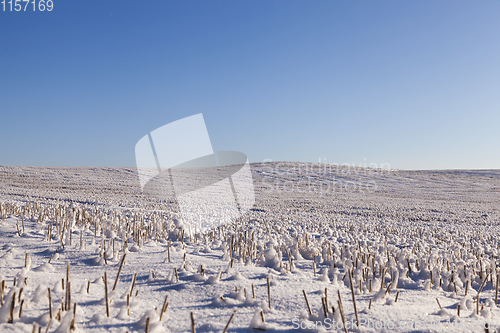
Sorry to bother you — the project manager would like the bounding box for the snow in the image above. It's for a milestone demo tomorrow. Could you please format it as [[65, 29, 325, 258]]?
[[0, 163, 499, 332]]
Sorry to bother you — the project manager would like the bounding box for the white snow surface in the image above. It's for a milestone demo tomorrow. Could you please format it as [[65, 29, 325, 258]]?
[[0, 163, 499, 332]]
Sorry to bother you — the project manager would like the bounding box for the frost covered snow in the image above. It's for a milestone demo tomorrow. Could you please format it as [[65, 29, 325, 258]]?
[[0, 163, 499, 332]]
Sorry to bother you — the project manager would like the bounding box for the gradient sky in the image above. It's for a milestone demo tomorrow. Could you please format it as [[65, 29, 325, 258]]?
[[1, 1, 499, 170]]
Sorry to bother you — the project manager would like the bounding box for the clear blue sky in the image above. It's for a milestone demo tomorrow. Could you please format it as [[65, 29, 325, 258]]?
[[1, 1, 499, 170]]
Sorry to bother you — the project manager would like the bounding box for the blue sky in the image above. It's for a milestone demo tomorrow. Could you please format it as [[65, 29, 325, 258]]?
[[1, 1, 499, 170]]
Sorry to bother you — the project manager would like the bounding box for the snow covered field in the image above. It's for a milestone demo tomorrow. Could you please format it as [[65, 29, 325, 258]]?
[[0, 163, 499, 332]]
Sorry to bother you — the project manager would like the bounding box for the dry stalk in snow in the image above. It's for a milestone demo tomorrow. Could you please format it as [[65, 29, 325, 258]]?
[[222, 309, 237, 333], [113, 253, 127, 291], [302, 290, 312, 315], [160, 293, 169, 321], [348, 269, 359, 328], [190, 312, 196, 333], [267, 277, 271, 309], [104, 271, 110, 317]]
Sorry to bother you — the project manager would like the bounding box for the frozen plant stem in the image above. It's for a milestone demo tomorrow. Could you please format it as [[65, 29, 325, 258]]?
[[104, 272, 110, 317], [113, 253, 126, 291], [496, 274, 499, 306], [48, 288, 52, 318], [348, 270, 359, 327], [160, 293, 168, 321], [267, 277, 271, 309], [18, 299, 24, 318], [302, 290, 312, 315], [8, 291, 16, 323], [337, 291, 348, 333], [222, 310, 237, 333], [191, 312, 196, 333], [324, 288, 328, 313], [129, 272, 137, 297]]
